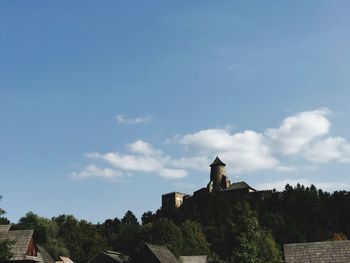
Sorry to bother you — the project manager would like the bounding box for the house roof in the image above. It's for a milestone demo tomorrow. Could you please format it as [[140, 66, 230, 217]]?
[[0, 226, 54, 263], [0, 229, 34, 261], [36, 244, 55, 263], [89, 250, 129, 263], [0, 224, 12, 232], [224, 181, 256, 191], [103, 251, 129, 262], [284, 240, 350, 263], [55, 256, 73, 263], [145, 243, 179, 263], [179, 255, 208, 263], [210, 157, 226, 167]]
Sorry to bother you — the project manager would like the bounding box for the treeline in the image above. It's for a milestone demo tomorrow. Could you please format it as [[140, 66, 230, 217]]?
[[1, 184, 350, 263]]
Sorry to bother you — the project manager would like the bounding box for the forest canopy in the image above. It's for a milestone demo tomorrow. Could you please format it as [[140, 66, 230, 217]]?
[[1, 184, 350, 263]]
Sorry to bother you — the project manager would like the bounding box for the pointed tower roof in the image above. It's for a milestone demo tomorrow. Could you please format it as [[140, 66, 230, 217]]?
[[210, 156, 226, 167]]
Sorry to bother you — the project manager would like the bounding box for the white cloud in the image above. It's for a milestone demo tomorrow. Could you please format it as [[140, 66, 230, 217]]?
[[71, 165, 124, 181], [169, 156, 210, 171], [127, 140, 162, 156], [180, 129, 235, 152], [84, 142, 189, 180], [179, 129, 279, 172], [159, 169, 188, 179], [257, 178, 348, 192], [115, 114, 151, 124], [277, 166, 298, 172], [265, 108, 330, 155], [86, 152, 164, 172], [304, 137, 350, 163], [73, 108, 350, 182]]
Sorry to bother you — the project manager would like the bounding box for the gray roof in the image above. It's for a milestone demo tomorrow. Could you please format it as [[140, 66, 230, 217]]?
[[37, 244, 55, 263], [103, 251, 129, 262], [55, 256, 74, 263], [0, 229, 34, 261], [210, 157, 226, 167], [145, 244, 179, 263], [89, 250, 129, 263], [179, 255, 207, 263], [0, 224, 12, 232], [284, 240, 350, 263], [224, 181, 256, 191], [0, 226, 54, 263]]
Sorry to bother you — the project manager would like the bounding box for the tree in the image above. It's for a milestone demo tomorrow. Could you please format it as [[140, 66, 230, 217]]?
[[141, 211, 156, 225], [181, 220, 209, 256], [115, 224, 141, 257], [121, 210, 139, 225], [17, 212, 69, 259], [0, 239, 13, 260], [97, 217, 121, 248], [0, 196, 13, 260], [18, 212, 56, 244], [226, 203, 281, 263], [140, 218, 183, 257], [332, 232, 347, 241], [53, 215, 107, 263]]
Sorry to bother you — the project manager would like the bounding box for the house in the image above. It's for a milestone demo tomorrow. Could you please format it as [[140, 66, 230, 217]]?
[[133, 243, 178, 263], [55, 256, 73, 263], [88, 251, 130, 263], [284, 240, 350, 263], [0, 225, 54, 263], [179, 255, 207, 263]]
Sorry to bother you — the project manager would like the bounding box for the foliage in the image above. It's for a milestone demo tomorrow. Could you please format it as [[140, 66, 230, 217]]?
[[53, 215, 107, 263], [17, 212, 69, 260], [0, 196, 12, 260], [121, 210, 139, 225], [0, 239, 14, 260], [181, 220, 209, 256], [2, 183, 350, 262], [140, 218, 183, 257], [332, 232, 347, 240], [141, 211, 156, 225]]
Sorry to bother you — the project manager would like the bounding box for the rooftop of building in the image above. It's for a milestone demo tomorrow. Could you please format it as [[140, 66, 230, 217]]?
[[144, 243, 179, 263], [223, 181, 256, 192], [284, 240, 350, 263], [0, 224, 54, 263], [210, 156, 226, 167]]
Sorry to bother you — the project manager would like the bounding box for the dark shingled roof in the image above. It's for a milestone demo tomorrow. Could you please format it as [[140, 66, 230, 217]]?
[[55, 256, 74, 263], [0, 226, 54, 263], [179, 255, 208, 263], [284, 240, 350, 263], [37, 244, 55, 263], [103, 251, 129, 262], [0, 225, 11, 232], [89, 250, 130, 263], [224, 181, 256, 191], [0, 229, 34, 261], [210, 157, 226, 167], [145, 244, 179, 263]]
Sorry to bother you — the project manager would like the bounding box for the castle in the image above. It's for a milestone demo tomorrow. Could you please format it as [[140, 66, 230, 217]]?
[[162, 157, 263, 209]]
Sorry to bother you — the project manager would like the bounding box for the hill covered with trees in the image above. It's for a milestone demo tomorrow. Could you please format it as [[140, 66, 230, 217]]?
[[1, 184, 350, 262]]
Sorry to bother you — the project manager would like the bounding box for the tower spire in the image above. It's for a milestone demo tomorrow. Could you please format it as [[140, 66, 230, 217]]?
[[208, 156, 230, 192], [210, 156, 226, 167]]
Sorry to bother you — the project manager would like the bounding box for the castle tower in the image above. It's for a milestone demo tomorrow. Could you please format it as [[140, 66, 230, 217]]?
[[208, 156, 230, 192]]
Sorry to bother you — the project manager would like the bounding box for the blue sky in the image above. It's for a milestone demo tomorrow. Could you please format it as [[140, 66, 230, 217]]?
[[1, 1, 350, 223]]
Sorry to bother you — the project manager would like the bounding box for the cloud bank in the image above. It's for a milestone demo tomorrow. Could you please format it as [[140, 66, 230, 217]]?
[[72, 108, 350, 182]]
